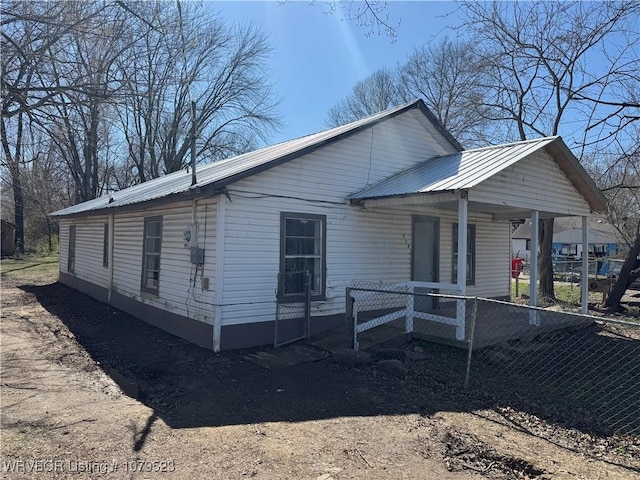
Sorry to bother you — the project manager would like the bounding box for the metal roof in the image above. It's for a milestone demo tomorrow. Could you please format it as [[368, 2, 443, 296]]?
[[51, 99, 459, 217], [349, 137, 558, 199], [349, 136, 607, 212]]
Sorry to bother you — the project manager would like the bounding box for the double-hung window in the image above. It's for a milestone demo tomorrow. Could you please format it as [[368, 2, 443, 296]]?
[[452, 223, 476, 285], [280, 213, 326, 301], [103, 223, 109, 267], [141, 216, 162, 295], [68, 225, 76, 273]]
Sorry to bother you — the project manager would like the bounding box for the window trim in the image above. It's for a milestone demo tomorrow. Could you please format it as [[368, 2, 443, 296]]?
[[279, 212, 327, 303], [452, 223, 476, 286], [103, 223, 109, 267], [140, 215, 163, 295], [68, 225, 76, 273]]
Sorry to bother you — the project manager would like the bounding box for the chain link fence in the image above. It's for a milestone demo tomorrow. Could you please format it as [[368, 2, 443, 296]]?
[[274, 271, 311, 347], [345, 284, 640, 436], [512, 258, 623, 279]]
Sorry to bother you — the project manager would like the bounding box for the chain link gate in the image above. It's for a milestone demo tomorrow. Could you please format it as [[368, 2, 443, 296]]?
[[274, 270, 311, 347]]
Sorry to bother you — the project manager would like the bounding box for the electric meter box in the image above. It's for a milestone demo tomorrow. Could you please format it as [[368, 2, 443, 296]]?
[[183, 223, 198, 248], [190, 247, 205, 265]]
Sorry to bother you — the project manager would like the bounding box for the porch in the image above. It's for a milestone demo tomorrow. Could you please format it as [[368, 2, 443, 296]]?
[[311, 285, 593, 352]]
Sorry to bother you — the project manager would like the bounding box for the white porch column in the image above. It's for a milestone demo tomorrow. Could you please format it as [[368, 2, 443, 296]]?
[[456, 192, 468, 341], [529, 211, 540, 325], [581, 215, 589, 314]]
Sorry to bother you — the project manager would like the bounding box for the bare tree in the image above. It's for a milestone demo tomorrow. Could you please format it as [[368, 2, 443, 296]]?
[[460, 0, 640, 301], [590, 139, 640, 310], [326, 68, 402, 126], [326, 39, 496, 145], [2, 0, 280, 252], [398, 38, 495, 147], [116, 2, 280, 182], [307, 1, 400, 39], [36, 2, 133, 203], [1, 1, 119, 248]]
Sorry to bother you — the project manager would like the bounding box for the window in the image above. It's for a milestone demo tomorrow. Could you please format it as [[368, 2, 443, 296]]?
[[68, 225, 76, 273], [141, 216, 162, 295], [452, 223, 475, 285], [280, 213, 326, 301], [525, 239, 531, 251], [103, 223, 109, 267]]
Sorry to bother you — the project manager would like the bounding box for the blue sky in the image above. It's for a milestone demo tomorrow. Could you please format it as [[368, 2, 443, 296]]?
[[213, 1, 463, 145]]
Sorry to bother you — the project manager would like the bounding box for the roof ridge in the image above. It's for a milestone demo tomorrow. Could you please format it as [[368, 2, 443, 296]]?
[[462, 136, 559, 154]]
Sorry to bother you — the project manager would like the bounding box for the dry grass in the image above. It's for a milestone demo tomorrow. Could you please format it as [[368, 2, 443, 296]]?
[[1, 255, 58, 283]]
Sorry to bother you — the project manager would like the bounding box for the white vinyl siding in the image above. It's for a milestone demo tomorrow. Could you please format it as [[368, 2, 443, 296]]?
[[221, 188, 511, 328], [471, 150, 591, 216], [59, 216, 110, 288], [218, 115, 454, 327], [111, 199, 217, 324]]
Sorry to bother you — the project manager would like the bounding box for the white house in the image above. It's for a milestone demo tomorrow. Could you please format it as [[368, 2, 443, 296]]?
[[512, 216, 619, 261], [50, 100, 606, 351]]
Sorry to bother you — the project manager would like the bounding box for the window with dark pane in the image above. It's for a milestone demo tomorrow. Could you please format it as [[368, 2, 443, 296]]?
[[141, 216, 162, 295], [452, 223, 476, 285], [280, 213, 326, 301], [68, 225, 76, 273], [103, 223, 109, 267]]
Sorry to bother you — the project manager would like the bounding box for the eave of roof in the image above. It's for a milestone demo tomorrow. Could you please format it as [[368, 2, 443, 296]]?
[[50, 99, 460, 218], [349, 136, 607, 213]]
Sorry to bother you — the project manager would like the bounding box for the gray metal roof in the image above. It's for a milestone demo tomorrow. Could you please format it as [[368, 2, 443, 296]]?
[[349, 136, 607, 212], [349, 137, 558, 199], [51, 99, 459, 217]]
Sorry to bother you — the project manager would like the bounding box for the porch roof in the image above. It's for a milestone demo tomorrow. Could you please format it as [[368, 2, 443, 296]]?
[[348, 136, 606, 214]]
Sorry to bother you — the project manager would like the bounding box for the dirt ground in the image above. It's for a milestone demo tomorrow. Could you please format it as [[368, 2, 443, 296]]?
[[1, 268, 639, 479]]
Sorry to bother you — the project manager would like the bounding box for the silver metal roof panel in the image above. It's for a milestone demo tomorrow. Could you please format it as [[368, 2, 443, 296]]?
[[51, 99, 459, 217], [349, 137, 559, 199]]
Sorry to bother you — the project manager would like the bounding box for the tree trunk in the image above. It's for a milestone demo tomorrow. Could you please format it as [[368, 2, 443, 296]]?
[[1, 113, 25, 254], [603, 233, 640, 311], [538, 218, 555, 300], [12, 169, 25, 254]]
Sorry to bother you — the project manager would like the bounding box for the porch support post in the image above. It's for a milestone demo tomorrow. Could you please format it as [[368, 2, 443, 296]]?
[[456, 191, 468, 341], [581, 215, 589, 314], [529, 211, 540, 325], [457, 192, 468, 295]]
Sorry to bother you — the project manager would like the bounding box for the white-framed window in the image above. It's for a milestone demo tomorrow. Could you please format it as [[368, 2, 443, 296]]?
[[452, 223, 476, 285], [141, 216, 162, 295], [279, 212, 326, 302]]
